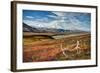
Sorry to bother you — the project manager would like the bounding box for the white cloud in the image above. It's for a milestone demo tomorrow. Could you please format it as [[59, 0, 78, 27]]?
[[26, 16, 34, 19], [52, 12, 66, 16], [52, 11, 90, 31], [23, 20, 48, 27], [23, 12, 90, 31], [47, 15, 57, 18]]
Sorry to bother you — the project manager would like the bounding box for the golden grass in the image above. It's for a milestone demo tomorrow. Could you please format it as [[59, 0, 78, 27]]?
[[23, 33, 91, 62]]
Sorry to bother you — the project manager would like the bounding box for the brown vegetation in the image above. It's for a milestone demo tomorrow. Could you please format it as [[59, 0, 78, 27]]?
[[23, 33, 91, 62]]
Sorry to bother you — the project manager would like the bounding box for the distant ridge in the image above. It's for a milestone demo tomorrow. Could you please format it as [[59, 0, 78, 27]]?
[[23, 23, 87, 34]]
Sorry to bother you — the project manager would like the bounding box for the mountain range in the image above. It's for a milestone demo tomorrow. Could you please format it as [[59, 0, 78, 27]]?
[[23, 23, 87, 33]]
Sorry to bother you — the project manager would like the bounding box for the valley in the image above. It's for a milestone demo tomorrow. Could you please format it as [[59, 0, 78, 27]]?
[[23, 32, 91, 62]]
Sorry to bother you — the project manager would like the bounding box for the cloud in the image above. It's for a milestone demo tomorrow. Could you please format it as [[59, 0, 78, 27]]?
[[23, 20, 49, 27], [47, 15, 57, 18], [25, 16, 35, 19], [23, 11, 90, 31], [52, 12, 66, 16], [52, 11, 90, 31], [23, 16, 90, 31]]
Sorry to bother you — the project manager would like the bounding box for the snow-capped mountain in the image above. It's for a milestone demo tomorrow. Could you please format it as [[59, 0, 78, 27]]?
[[23, 22, 87, 34], [23, 10, 91, 32]]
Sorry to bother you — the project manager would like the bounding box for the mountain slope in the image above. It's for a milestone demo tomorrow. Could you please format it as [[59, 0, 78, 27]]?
[[23, 23, 38, 32], [23, 23, 87, 34]]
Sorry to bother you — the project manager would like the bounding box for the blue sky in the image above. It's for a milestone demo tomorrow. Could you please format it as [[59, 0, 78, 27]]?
[[23, 10, 91, 31]]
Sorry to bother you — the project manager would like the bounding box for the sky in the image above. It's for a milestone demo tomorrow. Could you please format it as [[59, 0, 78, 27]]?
[[23, 10, 91, 31]]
